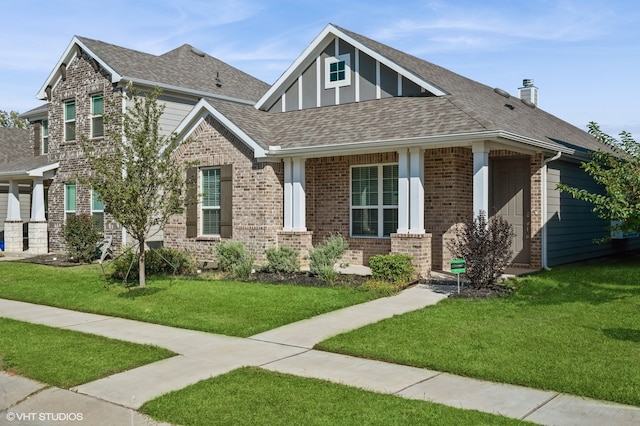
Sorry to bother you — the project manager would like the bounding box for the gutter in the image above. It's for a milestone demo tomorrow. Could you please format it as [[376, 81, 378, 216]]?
[[541, 151, 563, 270]]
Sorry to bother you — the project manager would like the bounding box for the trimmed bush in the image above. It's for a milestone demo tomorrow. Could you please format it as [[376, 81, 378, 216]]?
[[111, 247, 197, 281], [359, 279, 404, 297], [62, 214, 101, 263], [308, 234, 348, 285], [215, 241, 254, 280], [264, 246, 300, 274], [447, 210, 515, 288], [369, 254, 415, 284]]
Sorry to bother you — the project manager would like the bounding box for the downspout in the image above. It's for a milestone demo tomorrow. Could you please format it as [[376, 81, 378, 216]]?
[[541, 151, 562, 270]]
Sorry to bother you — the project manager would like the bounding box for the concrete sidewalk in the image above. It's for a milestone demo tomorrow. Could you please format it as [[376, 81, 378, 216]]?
[[1, 289, 640, 425]]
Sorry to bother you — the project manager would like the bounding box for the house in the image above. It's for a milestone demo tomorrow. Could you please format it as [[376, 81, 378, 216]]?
[[2, 23, 637, 274]]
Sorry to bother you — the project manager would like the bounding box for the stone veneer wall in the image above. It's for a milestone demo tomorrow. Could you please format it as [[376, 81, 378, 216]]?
[[165, 116, 283, 264], [47, 49, 122, 252]]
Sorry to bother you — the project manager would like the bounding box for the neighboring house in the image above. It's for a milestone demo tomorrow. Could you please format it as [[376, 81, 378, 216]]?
[[2, 24, 637, 274]]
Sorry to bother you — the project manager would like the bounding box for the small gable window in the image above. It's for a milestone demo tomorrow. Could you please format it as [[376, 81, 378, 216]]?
[[64, 100, 76, 141], [91, 94, 104, 138], [42, 120, 49, 154], [325, 54, 351, 89]]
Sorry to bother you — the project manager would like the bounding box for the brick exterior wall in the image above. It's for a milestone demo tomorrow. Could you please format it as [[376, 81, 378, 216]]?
[[47, 49, 123, 252], [165, 116, 283, 264], [425, 147, 473, 271], [529, 152, 543, 268], [391, 233, 432, 277]]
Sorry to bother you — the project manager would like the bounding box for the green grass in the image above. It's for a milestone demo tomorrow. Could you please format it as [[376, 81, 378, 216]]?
[[0, 262, 376, 337], [0, 317, 173, 388], [140, 367, 529, 426], [317, 258, 640, 406]]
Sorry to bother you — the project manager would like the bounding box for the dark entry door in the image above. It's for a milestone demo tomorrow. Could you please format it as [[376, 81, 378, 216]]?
[[490, 158, 530, 264]]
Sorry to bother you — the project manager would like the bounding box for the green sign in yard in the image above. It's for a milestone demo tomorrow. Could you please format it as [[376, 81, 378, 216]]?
[[451, 259, 466, 274]]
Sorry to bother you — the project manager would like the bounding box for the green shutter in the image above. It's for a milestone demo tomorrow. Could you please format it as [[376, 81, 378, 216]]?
[[186, 167, 198, 238], [33, 123, 41, 156], [220, 164, 233, 239]]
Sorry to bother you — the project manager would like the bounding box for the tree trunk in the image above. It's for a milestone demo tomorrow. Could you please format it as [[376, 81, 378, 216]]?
[[138, 238, 146, 288]]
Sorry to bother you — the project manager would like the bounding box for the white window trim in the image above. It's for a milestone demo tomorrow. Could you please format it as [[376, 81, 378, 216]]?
[[91, 190, 105, 232], [324, 53, 351, 89], [91, 94, 104, 139], [200, 167, 221, 236], [64, 99, 75, 142], [41, 119, 49, 155], [350, 163, 398, 238], [64, 182, 76, 222]]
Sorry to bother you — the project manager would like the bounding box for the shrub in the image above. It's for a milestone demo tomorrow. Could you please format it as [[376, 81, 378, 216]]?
[[309, 234, 348, 276], [111, 247, 197, 281], [264, 246, 300, 274], [447, 210, 515, 289], [62, 214, 102, 263], [369, 254, 415, 284], [215, 241, 254, 280]]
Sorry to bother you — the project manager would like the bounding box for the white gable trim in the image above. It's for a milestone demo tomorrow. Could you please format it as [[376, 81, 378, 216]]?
[[255, 24, 448, 111], [37, 37, 123, 100], [175, 99, 268, 158]]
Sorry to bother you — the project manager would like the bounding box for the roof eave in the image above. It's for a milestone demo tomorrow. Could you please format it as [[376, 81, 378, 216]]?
[[265, 131, 575, 159]]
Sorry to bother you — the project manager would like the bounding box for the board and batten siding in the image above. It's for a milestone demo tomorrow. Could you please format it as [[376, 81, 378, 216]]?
[[546, 160, 640, 265], [268, 38, 426, 112]]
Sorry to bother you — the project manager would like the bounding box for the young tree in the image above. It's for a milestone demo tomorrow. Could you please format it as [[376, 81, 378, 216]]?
[[80, 85, 187, 287], [557, 122, 640, 237], [0, 109, 28, 129]]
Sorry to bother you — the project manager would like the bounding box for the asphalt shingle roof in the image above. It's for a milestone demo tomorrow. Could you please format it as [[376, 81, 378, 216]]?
[[0, 128, 31, 164], [77, 37, 270, 103]]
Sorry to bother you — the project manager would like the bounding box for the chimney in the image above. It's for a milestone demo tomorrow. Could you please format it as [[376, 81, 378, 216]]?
[[519, 78, 538, 107]]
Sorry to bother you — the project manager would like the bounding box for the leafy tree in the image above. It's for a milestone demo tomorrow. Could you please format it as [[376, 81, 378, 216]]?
[[79, 85, 187, 287], [557, 122, 640, 237], [0, 109, 28, 129]]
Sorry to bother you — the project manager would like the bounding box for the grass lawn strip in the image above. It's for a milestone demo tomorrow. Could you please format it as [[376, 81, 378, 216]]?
[[141, 367, 530, 426], [0, 263, 376, 337], [0, 317, 174, 388], [317, 260, 640, 406]]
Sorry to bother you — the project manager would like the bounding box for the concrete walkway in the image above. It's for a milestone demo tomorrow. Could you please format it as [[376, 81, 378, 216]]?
[[1, 287, 639, 425]]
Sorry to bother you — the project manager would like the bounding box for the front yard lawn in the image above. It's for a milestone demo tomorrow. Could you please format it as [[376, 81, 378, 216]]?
[[0, 317, 173, 388], [316, 257, 640, 406], [0, 262, 376, 337], [140, 367, 530, 426]]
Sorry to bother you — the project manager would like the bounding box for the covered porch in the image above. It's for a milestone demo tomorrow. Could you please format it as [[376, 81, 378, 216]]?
[[0, 160, 57, 254]]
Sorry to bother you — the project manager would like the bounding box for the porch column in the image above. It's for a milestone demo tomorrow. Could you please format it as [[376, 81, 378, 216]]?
[[29, 178, 49, 254], [409, 148, 425, 234], [397, 150, 410, 233], [283, 157, 306, 232], [4, 180, 23, 252], [7, 180, 21, 221], [30, 178, 46, 221], [473, 142, 490, 217]]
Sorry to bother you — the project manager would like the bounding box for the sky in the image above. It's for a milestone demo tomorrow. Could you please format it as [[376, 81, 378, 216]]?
[[1, 0, 639, 137]]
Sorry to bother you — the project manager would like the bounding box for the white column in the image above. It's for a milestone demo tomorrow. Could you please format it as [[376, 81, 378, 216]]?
[[473, 141, 490, 217], [31, 178, 46, 221], [397, 149, 410, 233], [292, 157, 306, 232], [283, 158, 293, 231], [409, 148, 425, 234], [7, 180, 21, 221]]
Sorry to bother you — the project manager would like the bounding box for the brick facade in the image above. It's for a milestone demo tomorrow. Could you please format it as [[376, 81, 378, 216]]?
[[47, 50, 123, 252], [165, 116, 283, 264]]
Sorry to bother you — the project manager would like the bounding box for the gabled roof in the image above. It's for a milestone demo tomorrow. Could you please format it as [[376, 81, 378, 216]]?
[[37, 36, 270, 104]]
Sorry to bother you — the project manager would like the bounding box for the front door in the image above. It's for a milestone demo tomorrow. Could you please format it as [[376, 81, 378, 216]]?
[[490, 158, 531, 264]]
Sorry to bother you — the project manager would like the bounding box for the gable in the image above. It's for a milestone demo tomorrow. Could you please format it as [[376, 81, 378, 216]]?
[[257, 24, 447, 113]]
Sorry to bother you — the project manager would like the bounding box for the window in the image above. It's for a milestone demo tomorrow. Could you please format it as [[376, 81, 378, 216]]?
[[92, 191, 104, 232], [65, 183, 76, 220], [325, 54, 351, 89], [351, 164, 398, 237], [91, 94, 104, 138], [201, 168, 221, 235], [64, 100, 76, 141], [42, 120, 49, 154]]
